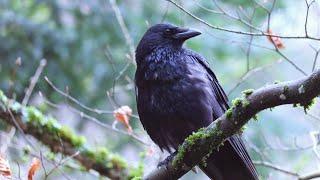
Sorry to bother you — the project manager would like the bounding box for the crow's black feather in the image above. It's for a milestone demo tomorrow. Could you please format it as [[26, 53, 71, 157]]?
[[135, 23, 259, 180]]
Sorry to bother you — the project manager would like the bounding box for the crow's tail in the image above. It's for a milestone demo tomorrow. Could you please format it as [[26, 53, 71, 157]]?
[[199, 135, 259, 180]]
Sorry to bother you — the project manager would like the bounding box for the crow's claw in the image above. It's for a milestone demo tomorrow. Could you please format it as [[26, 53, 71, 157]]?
[[157, 151, 177, 168]]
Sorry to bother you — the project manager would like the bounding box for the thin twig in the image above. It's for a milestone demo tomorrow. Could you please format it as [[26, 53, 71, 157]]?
[[227, 59, 283, 95], [7, 107, 37, 150], [205, 30, 274, 51], [309, 45, 320, 72], [211, 0, 262, 32], [253, 161, 299, 177], [46, 75, 139, 119], [45, 76, 113, 115], [304, 0, 315, 37], [275, 49, 307, 76], [22, 59, 47, 106], [39, 92, 148, 145], [45, 151, 80, 179], [109, 0, 136, 64], [166, 0, 320, 40]]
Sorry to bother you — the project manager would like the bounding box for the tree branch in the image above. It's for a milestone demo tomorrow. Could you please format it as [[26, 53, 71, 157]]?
[[145, 69, 320, 179], [166, 0, 320, 41], [0, 91, 140, 179]]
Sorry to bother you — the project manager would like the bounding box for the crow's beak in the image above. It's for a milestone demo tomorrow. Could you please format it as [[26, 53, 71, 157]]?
[[173, 28, 201, 40]]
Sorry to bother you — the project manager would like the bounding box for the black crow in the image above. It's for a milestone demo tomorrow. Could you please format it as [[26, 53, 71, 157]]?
[[135, 23, 258, 180]]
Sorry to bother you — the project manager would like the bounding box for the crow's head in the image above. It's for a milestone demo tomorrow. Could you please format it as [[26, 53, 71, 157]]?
[[135, 23, 201, 61]]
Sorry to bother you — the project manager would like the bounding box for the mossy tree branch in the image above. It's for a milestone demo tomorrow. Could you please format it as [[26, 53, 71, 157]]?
[[0, 91, 142, 180], [145, 69, 320, 180]]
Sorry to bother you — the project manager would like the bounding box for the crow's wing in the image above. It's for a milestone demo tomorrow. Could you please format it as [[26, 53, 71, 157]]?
[[188, 52, 259, 179]]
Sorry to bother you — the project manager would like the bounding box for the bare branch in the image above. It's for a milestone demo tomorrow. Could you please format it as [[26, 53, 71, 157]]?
[[109, 0, 136, 64], [310, 45, 320, 72], [166, 0, 320, 40], [22, 59, 47, 106], [275, 49, 307, 76], [211, 0, 261, 32], [38, 91, 148, 145], [145, 68, 320, 179], [304, 0, 315, 37], [253, 161, 299, 177], [299, 172, 320, 180], [45, 76, 113, 115], [227, 59, 283, 96]]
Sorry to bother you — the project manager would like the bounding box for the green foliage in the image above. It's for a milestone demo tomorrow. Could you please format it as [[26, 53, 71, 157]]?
[[226, 108, 233, 119], [242, 89, 254, 97], [128, 161, 144, 179], [172, 126, 224, 167], [0, 90, 132, 175], [293, 98, 316, 113], [232, 98, 243, 107]]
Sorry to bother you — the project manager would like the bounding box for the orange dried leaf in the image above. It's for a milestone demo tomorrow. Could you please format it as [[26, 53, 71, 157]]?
[[113, 106, 133, 133], [28, 158, 41, 180], [266, 29, 285, 49], [0, 155, 12, 180]]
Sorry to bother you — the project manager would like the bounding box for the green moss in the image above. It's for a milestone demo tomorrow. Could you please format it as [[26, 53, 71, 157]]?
[[45, 117, 61, 133], [292, 98, 316, 113], [226, 108, 233, 119], [0, 90, 128, 175], [252, 114, 258, 121], [172, 145, 186, 167], [242, 99, 250, 107], [173, 128, 209, 167], [26, 106, 46, 126], [242, 89, 254, 97], [56, 125, 85, 148], [110, 154, 128, 169], [73, 136, 86, 147], [82, 149, 95, 159], [81, 147, 127, 171], [173, 125, 225, 168], [129, 162, 144, 179], [301, 98, 316, 113], [60, 125, 73, 138], [239, 125, 247, 133], [95, 147, 110, 163], [232, 98, 243, 107]]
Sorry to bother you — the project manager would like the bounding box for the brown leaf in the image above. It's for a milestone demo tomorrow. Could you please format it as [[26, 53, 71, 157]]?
[[28, 158, 41, 180], [0, 154, 12, 180], [113, 106, 133, 133], [266, 29, 285, 49]]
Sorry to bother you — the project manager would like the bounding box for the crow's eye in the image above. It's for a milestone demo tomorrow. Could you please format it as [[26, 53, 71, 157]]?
[[164, 28, 172, 35]]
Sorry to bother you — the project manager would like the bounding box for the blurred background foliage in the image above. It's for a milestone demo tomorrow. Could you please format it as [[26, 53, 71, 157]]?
[[1, 0, 320, 179]]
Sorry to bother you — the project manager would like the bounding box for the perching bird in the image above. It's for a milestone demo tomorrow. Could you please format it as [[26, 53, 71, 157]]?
[[135, 23, 258, 180]]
